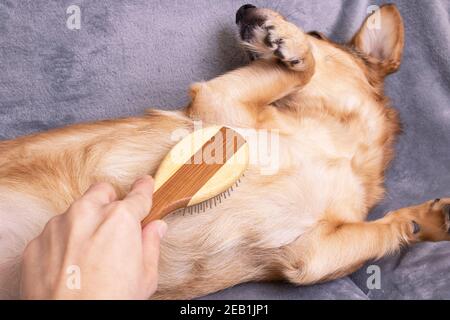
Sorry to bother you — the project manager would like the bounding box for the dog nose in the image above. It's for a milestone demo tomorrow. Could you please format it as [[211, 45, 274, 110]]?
[[236, 4, 256, 24]]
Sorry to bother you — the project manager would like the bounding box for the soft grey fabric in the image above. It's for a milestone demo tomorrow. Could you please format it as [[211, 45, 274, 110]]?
[[0, 0, 449, 299], [351, 243, 450, 300], [200, 279, 368, 300]]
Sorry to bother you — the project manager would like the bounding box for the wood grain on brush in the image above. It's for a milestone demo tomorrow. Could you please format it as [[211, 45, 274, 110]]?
[[141, 126, 249, 226]]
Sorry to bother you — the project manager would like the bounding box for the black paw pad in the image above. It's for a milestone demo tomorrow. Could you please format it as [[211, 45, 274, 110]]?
[[264, 34, 273, 48], [412, 221, 421, 234], [290, 59, 302, 67], [274, 48, 284, 59]]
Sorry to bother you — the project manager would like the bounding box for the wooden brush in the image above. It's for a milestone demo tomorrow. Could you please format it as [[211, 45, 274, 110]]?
[[141, 126, 249, 226]]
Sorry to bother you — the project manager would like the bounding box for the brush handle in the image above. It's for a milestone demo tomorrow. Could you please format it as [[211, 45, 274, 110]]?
[[141, 186, 191, 226], [141, 126, 248, 227]]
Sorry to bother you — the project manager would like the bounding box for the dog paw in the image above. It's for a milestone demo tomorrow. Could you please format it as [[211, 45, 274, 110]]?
[[260, 20, 311, 71], [396, 198, 450, 242], [237, 7, 311, 71], [428, 198, 450, 237]]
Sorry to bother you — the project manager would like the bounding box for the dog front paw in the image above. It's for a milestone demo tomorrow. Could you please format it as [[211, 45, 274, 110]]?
[[236, 5, 311, 71], [261, 20, 311, 71]]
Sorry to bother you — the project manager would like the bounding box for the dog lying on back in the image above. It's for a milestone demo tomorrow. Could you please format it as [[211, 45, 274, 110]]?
[[0, 4, 449, 299]]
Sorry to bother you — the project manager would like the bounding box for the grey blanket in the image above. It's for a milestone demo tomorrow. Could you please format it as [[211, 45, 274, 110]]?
[[1, 0, 449, 299]]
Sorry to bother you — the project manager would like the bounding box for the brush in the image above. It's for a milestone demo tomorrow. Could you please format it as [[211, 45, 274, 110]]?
[[141, 126, 249, 227]]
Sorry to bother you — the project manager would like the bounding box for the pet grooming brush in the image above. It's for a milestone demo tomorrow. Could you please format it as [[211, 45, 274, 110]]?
[[141, 126, 249, 227]]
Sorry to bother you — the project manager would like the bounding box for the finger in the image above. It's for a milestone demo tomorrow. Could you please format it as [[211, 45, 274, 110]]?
[[82, 182, 118, 207], [66, 182, 117, 228], [142, 220, 167, 291], [122, 176, 154, 221]]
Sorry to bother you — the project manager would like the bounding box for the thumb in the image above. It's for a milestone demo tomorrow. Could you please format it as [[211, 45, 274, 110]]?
[[142, 220, 167, 291]]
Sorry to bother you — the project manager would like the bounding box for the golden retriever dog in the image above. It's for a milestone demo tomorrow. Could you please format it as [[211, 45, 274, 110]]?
[[1, 4, 449, 299]]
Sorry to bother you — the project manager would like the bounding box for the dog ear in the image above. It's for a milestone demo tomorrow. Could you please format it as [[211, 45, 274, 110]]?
[[351, 4, 405, 76]]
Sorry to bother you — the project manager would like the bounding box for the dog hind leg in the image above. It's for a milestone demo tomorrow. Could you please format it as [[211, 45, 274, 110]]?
[[278, 198, 450, 285]]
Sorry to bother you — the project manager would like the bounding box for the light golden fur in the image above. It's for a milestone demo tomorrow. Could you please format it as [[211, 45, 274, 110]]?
[[1, 4, 449, 299]]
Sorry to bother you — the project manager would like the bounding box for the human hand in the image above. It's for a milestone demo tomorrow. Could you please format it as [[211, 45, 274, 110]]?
[[20, 175, 166, 300]]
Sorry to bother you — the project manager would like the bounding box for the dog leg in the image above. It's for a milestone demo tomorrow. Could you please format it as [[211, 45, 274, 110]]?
[[279, 198, 450, 285], [187, 7, 316, 127], [187, 11, 316, 128], [186, 59, 314, 127]]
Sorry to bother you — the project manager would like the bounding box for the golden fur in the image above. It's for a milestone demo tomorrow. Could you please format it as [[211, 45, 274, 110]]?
[[1, 4, 449, 299]]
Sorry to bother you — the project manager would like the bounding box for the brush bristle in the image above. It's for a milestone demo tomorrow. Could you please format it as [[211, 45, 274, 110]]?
[[172, 174, 245, 217]]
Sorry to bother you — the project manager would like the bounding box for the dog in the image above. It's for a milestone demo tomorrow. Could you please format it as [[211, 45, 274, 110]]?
[[1, 4, 449, 299]]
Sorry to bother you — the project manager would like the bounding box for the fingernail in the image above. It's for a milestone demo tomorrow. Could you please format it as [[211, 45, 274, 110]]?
[[155, 221, 168, 239]]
